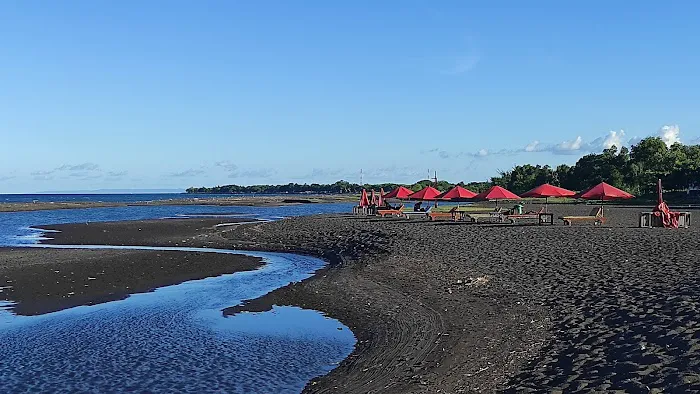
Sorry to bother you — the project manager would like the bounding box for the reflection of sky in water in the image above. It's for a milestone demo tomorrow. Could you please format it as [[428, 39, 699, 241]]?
[[0, 204, 356, 393]]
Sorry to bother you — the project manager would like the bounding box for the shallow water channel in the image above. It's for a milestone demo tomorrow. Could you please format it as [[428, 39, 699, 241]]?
[[0, 206, 356, 393]]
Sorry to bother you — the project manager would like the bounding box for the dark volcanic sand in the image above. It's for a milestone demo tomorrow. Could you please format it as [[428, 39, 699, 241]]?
[[38, 218, 254, 247], [4, 207, 700, 393], [1, 219, 261, 315], [218, 205, 700, 393]]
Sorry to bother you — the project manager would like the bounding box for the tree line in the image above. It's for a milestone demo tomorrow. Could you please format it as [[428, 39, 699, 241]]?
[[492, 137, 700, 195], [187, 137, 699, 197]]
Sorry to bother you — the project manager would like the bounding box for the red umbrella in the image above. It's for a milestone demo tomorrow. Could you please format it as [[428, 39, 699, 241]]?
[[408, 186, 442, 201], [370, 190, 378, 206], [437, 186, 477, 201], [378, 188, 385, 207], [359, 189, 370, 207], [474, 186, 521, 201], [383, 186, 414, 200], [521, 183, 576, 212], [577, 182, 634, 201], [473, 186, 520, 208], [521, 184, 576, 198]]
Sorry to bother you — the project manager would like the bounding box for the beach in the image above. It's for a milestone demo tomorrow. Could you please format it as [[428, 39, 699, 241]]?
[[3, 205, 700, 392], [0, 219, 261, 316], [223, 205, 700, 392]]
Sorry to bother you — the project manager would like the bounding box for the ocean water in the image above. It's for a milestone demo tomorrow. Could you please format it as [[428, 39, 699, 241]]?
[[0, 193, 295, 204], [2, 193, 188, 203], [0, 202, 355, 245], [0, 203, 356, 393]]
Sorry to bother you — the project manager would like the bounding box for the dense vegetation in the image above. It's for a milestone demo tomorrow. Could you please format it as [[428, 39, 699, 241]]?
[[188, 137, 700, 196], [185, 179, 493, 195], [492, 137, 700, 195]]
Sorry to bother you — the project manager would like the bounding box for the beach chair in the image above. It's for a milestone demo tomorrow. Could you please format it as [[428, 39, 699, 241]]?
[[404, 210, 429, 219], [376, 205, 405, 218], [427, 207, 459, 221], [560, 206, 606, 226]]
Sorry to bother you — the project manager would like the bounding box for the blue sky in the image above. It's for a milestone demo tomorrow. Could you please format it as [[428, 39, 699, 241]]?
[[1, 1, 699, 193]]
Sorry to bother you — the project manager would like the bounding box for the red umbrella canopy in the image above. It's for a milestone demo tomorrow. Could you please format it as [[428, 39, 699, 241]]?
[[408, 186, 442, 201], [437, 185, 477, 200], [359, 189, 370, 207], [370, 190, 378, 205], [473, 186, 521, 201], [521, 183, 576, 198], [577, 182, 634, 201], [378, 188, 385, 206], [383, 186, 414, 199]]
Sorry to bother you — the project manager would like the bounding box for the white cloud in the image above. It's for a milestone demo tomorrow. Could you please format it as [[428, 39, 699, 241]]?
[[216, 161, 275, 179], [215, 161, 238, 172], [658, 125, 681, 147], [30, 170, 54, 176], [229, 168, 276, 179], [600, 130, 626, 149], [169, 169, 205, 177], [524, 141, 541, 152], [554, 136, 583, 152], [56, 163, 100, 172], [423, 124, 690, 160]]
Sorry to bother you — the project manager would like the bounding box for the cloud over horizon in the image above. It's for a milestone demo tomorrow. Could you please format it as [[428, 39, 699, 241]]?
[[169, 169, 206, 178], [215, 161, 276, 179], [427, 124, 693, 160]]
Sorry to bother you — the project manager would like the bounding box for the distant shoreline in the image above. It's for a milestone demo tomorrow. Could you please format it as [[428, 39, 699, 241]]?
[[0, 194, 357, 213]]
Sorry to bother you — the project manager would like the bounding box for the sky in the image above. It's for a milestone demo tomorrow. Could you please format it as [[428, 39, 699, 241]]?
[[1, 1, 700, 193]]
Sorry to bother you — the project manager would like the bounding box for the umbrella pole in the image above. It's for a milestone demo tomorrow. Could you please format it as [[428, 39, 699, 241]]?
[[545, 196, 548, 213]]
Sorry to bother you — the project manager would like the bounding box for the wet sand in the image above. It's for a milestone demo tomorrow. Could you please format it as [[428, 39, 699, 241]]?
[[0, 219, 261, 316], [3, 206, 700, 392], [0, 194, 356, 212]]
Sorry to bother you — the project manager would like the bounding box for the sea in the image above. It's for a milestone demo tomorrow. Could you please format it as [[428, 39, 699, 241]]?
[[0, 193, 253, 204], [0, 196, 357, 393]]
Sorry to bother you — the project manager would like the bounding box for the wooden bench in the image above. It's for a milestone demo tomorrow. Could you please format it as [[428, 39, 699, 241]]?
[[463, 211, 504, 223], [427, 208, 459, 221], [560, 207, 606, 226], [404, 211, 430, 219], [376, 205, 405, 218], [505, 208, 551, 225]]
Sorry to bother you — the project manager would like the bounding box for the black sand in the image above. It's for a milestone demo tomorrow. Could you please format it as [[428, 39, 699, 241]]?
[[2, 206, 700, 393], [0, 219, 261, 315], [219, 205, 700, 393]]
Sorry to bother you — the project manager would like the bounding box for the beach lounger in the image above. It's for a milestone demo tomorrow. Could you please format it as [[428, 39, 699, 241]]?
[[404, 210, 429, 219], [560, 207, 606, 226], [376, 205, 405, 218], [427, 207, 459, 221], [463, 209, 505, 223]]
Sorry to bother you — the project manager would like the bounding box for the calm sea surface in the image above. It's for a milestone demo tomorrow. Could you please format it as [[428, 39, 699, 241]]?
[[0, 193, 283, 204], [0, 202, 356, 393]]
